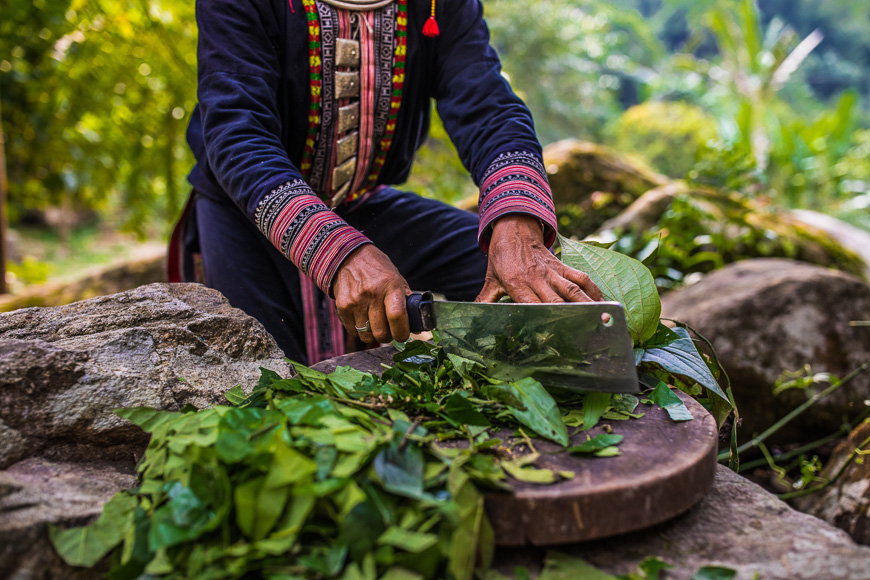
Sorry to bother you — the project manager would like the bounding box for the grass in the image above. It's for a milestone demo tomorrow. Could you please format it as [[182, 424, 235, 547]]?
[[5, 223, 164, 292]]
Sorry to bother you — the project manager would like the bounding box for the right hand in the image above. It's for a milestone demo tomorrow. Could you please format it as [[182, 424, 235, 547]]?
[[332, 244, 411, 344]]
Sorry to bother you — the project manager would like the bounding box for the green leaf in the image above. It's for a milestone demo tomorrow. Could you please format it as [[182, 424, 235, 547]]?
[[443, 393, 491, 427], [641, 327, 728, 402], [50, 493, 137, 567], [278, 396, 334, 426], [447, 466, 493, 580], [234, 475, 290, 541], [378, 527, 439, 553], [501, 460, 556, 484], [643, 323, 681, 348], [559, 235, 661, 346], [611, 394, 640, 415], [114, 407, 179, 433], [651, 382, 694, 422], [582, 392, 613, 431], [691, 566, 738, 580], [329, 366, 371, 393], [447, 353, 484, 378], [148, 482, 219, 551], [379, 568, 425, 580], [373, 441, 426, 501], [539, 551, 620, 579], [224, 385, 246, 406], [637, 556, 673, 579], [501, 378, 569, 446], [566, 434, 624, 454]]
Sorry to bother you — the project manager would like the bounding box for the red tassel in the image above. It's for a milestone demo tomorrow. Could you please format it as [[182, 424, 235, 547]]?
[[422, 16, 439, 37]]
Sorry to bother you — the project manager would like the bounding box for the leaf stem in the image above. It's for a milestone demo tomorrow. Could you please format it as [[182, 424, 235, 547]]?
[[737, 404, 870, 473], [778, 431, 870, 500], [718, 359, 870, 462]]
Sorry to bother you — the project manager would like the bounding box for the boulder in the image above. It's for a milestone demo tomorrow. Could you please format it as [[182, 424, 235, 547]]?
[[799, 418, 870, 546], [0, 283, 292, 469], [593, 187, 867, 286], [790, 209, 870, 281], [0, 458, 133, 579], [542, 140, 670, 239], [542, 140, 669, 207], [493, 466, 870, 579], [661, 259, 870, 442]]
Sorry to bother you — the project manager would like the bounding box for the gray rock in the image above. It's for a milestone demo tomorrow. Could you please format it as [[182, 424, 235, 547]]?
[[660, 259, 870, 442], [0, 457, 134, 580], [791, 209, 870, 281], [0, 283, 292, 469], [494, 465, 870, 580], [799, 419, 870, 547]]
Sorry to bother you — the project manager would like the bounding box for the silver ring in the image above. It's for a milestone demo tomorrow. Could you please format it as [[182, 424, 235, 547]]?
[[355, 321, 371, 333]]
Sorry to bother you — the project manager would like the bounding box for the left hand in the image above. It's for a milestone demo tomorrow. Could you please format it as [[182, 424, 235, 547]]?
[[475, 214, 604, 304]]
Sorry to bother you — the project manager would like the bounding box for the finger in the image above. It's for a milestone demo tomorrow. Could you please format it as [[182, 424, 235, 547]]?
[[475, 277, 506, 303], [337, 308, 358, 337], [385, 286, 410, 342], [562, 267, 604, 302], [554, 276, 594, 303], [506, 282, 542, 304], [531, 279, 566, 304], [368, 302, 391, 345], [354, 309, 376, 344]]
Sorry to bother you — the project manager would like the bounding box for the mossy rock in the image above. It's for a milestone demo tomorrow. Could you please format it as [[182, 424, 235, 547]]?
[[542, 140, 670, 238], [592, 184, 868, 289]]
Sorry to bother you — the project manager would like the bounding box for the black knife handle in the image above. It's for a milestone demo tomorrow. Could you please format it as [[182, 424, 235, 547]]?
[[406, 291, 436, 333]]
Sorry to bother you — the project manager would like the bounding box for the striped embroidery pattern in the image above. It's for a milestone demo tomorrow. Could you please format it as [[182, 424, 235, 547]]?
[[300, 0, 322, 180], [309, 1, 341, 192], [254, 179, 370, 291], [360, 0, 406, 196], [477, 151, 558, 251]]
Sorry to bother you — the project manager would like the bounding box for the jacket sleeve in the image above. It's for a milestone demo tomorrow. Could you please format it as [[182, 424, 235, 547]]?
[[431, 0, 557, 253], [196, 0, 370, 293]]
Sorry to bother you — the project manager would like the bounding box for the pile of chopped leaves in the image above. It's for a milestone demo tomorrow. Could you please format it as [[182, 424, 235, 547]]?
[[50, 240, 737, 580]]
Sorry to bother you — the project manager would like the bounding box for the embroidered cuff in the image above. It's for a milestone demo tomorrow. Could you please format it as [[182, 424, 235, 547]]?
[[477, 151, 558, 254], [255, 180, 371, 293]]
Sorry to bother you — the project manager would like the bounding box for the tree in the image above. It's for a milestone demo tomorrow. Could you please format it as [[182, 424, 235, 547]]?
[[0, 0, 197, 236]]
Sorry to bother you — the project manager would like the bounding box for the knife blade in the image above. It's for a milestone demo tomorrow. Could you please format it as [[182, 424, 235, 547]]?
[[406, 292, 639, 393]]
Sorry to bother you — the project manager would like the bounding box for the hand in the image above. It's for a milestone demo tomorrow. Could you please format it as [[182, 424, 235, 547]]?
[[333, 244, 411, 344], [475, 215, 604, 303]]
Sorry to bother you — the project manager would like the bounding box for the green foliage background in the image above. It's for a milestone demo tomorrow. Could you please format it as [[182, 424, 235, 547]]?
[[2, 0, 869, 237]]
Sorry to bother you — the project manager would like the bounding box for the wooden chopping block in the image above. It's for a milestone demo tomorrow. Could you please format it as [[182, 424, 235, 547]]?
[[312, 346, 719, 546]]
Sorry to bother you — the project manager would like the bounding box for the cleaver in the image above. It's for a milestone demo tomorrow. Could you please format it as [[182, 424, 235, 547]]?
[[405, 292, 639, 393]]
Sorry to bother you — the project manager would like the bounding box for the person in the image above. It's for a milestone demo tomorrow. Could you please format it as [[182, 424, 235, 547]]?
[[169, 0, 603, 365]]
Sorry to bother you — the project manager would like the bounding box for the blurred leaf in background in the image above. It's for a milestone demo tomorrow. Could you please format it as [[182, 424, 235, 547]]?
[[1, 0, 196, 238]]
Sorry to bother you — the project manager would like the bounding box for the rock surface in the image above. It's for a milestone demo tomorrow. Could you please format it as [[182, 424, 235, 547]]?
[[5, 332, 870, 580], [0, 283, 292, 469], [0, 458, 133, 579], [661, 259, 870, 442], [542, 139, 669, 207], [800, 418, 870, 546], [493, 465, 870, 580], [791, 209, 870, 281]]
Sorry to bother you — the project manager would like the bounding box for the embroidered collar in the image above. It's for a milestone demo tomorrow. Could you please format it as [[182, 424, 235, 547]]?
[[318, 0, 395, 10]]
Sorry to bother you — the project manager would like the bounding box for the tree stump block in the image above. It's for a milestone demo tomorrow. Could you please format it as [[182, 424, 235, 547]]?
[[312, 345, 719, 546]]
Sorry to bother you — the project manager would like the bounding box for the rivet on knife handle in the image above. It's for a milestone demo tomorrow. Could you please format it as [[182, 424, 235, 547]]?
[[406, 291, 436, 333]]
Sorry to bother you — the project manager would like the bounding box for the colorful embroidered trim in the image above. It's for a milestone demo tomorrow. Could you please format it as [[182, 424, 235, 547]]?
[[254, 179, 371, 292], [300, 0, 322, 181], [477, 151, 558, 254], [360, 0, 406, 198]]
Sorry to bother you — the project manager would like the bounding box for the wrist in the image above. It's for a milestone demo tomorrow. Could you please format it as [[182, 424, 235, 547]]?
[[491, 214, 546, 242]]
